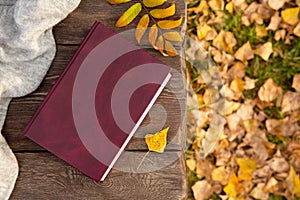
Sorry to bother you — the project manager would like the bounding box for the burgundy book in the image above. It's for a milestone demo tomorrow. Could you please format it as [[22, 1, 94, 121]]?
[[23, 21, 171, 182]]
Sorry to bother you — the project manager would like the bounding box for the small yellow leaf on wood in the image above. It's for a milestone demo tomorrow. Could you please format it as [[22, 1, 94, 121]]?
[[267, 12, 281, 30], [236, 157, 257, 181], [268, 0, 286, 10], [149, 24, 158, 48], [256, 25, 268, 37], [150, 3, 175, 19], [292, 74, 300, 92], [286, 166, 300, 197], [145, 127, 169, 153], [135, 14, 149, 44], [107, 0, 132, 4], [281, 7, 300, 26], [157, 16, 183, 29], [225, 2, 234, 14], [155, 35, 168, 56], [164, 40, 177, 56], [293, 23, 300, 37], [163, 32, 183, 42], [234, 41, 254, 62], [143, 0, 166, 8], [197, 24, 212, 40], [258, 78, 282, 102], [116, 3, 142, 27], [224, 172, 245, 198], [253, 42, 273, 61]]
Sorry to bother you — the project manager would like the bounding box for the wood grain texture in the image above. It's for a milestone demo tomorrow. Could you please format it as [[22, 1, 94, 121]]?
[[3, 0, 187, 199], [10, 152, 187, 200]]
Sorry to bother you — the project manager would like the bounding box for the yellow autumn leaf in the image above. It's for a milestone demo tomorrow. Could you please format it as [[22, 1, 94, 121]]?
[[225, 2, 234, 14], [281, 7, 300, 26], [293, 23, 300, 37], [230, 78, 245, 93], [197, 24, 212, 40], [236, 157, 257, 181], [253, 42, 273, 61], [145, 127, 169, 153], [143, 0, 166, 8], [135, 14, 149, 44], [150, 3, 175, 19], [149, 24, 158, 48], [212, 166, 229, 185], [224, 172, 245, 198], [165, 40, 177, 56], [155, 35, 168, 56], [116, 3, 142, 27], [107, 0, 132, 4], [157, 16, 183, 29], [286, 166, 300, 197], [255, 25, 268, 38], [163, 31, 183, 42]]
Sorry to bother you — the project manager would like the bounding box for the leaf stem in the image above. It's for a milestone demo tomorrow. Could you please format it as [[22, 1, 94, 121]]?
[[137, 151, 150, 170]]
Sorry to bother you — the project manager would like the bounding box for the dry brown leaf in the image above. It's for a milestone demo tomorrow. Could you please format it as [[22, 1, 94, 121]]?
[[232, 0, 248, 11], [250, 183, 269, 200], [149, 24, 158, 48], [244, 77, 257, 90], [282, 91, 300, 113], [258, 78, 282, 102], [256, 25, 268, 37], [269, 157, 290, 173], [253, 42, 273, 61], [208, 0, 224, 12], [264, 177, 279, 193], [241, 15, 251, 26], [274, 29, 286, 41], [243, 119, 258, 133], [197, 24, 212, 40], [244, 2, 259, 17], [250, 13, 264, 25], [227, 62, 245, 80], [267, 12, 281, 30], [225, 100, 241, 115], [192, 180, 213, 200], [164, 40, 177, 56], [230, 78, 245, 93], [292, 74, 300, 92], [188, 0, 209, 16], [297, 0, 300, 6], [286, 166, 300, 197], [293, 23, 300, 37], [234, 41, 254, 62], [281, 7, 300, 26], [213, 30, 237, 53], [236, 100, 255, 120], [268, 0, 286, 10]]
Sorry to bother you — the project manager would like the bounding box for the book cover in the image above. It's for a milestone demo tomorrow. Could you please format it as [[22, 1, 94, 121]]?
[[22, 21, 172, 182]]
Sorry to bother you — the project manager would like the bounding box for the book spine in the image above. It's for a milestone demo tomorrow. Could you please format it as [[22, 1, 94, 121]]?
[[22, 21, 100, 136]]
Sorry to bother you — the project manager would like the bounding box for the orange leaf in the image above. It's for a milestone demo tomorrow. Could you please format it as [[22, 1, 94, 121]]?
[[165, 40, 177, 56], [135, 14, 149, 44], [156, 35, 168, 56], [157, 16, 183, 29], [107, 0, 132, 4], [115, 3, 142, 27], [150, 3, 176, 19], [145, 127, 169, 153], [143, 0, 166, 8], [163, 31, 183, 42], [149, 24, 158, 48]]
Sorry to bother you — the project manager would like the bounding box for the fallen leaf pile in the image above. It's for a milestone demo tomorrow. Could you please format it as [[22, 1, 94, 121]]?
[[186, 0, 300, 199]]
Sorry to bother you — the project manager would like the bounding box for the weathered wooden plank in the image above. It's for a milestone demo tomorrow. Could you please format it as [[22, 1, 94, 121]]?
[[10, 152, 187, 200], [2, 45, 186, 152], [53, 0, 186, 45]]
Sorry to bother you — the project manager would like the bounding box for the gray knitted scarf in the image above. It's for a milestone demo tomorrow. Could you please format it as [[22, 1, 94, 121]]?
[[0, 0, 80, 199]]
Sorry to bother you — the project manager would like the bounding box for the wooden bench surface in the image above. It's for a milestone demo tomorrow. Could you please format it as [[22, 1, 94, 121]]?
[[2, 0, 187, 199]]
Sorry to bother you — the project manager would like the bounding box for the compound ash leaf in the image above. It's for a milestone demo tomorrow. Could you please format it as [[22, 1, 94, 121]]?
[[115, 3, 142, 27], [135, 14, 150, 44], [150, 3, 176, 19], [165, 40, 177, 56], [107, 0, 132, 4], [157, 16, 183, 29], [145, 127, 169, 153], [149, 24, 158, 48], [163, 31, 183, 42], [143, 0, 166, 8]]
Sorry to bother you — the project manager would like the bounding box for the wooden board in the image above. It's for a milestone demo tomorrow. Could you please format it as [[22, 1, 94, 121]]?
[[2, 0, 187, 199]]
